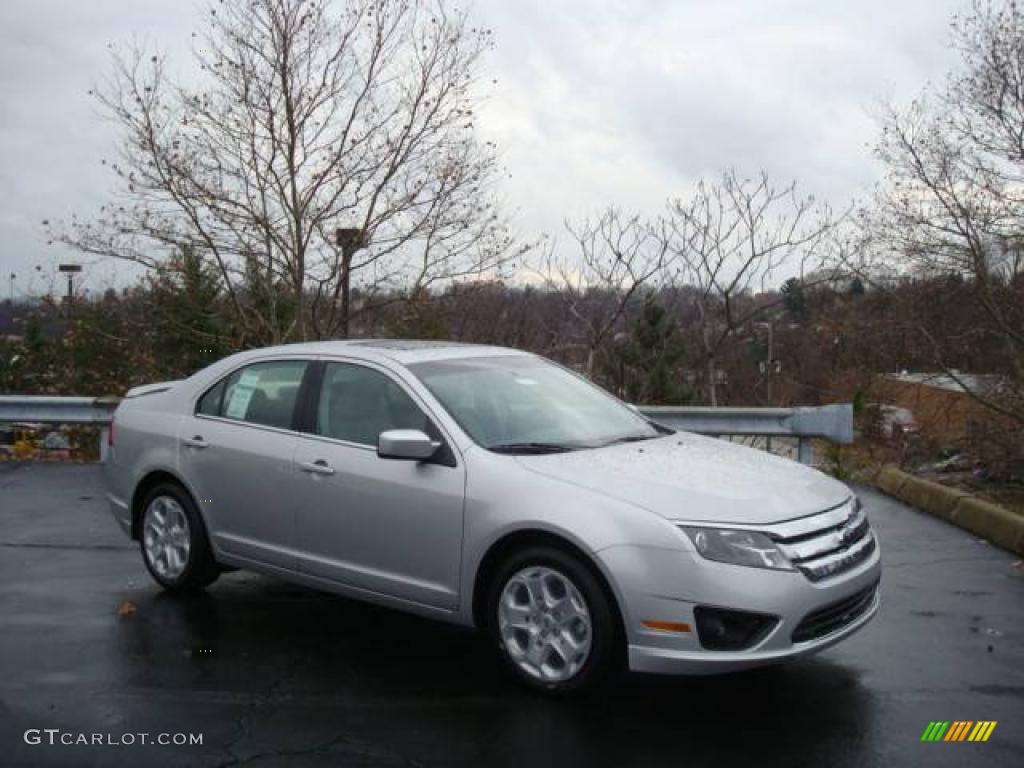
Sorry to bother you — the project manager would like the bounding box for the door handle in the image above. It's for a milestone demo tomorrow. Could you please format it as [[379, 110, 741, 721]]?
[[300, 459, 335, 476], [182, 435, 209, 449]]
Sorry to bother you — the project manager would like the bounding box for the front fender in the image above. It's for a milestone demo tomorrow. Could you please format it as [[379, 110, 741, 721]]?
[[456, 447, 690, 625]]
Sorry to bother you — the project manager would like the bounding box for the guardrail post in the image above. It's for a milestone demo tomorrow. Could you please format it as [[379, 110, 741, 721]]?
[[798, 437, 812, 465]]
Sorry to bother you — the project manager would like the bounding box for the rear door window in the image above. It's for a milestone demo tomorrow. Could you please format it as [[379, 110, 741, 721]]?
[[200, 360, 308, 430]]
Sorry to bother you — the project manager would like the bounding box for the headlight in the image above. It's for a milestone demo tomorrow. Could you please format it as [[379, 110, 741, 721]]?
[[680, 527, 794, 571]]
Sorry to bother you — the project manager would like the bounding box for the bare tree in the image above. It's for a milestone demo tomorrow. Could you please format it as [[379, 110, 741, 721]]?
[[539, 209, 673, 374], [48, 0, 518, 345], [667, 170, 835, 405], [865, 0, 1024, 425]]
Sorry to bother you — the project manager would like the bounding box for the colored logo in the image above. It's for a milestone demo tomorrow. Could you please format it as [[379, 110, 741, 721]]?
[[921, 721, 997, 742]]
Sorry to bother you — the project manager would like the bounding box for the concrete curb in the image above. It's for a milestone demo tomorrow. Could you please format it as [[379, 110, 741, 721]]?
[[868, 466, 1024, 555]]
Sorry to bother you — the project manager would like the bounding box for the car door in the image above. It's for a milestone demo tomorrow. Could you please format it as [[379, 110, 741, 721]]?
[[178, 358, 310, 570], [292, 360, 465, 610]]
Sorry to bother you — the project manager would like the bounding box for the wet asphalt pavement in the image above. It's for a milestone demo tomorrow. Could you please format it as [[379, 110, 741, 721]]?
[[1, 462, 1022, 767]]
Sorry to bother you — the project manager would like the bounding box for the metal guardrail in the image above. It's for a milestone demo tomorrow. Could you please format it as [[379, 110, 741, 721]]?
[[0, 395, 121, 424], [638, 404, 853, 464], [0, 395, 121, 462], [1, 395, 853, 466]]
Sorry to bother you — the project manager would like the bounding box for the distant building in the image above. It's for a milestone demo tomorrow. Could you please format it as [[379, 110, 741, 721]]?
[[873, 371, 1011, 452]]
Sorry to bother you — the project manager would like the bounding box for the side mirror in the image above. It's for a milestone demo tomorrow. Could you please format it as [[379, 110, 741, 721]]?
[[377, 429, 440, 461]]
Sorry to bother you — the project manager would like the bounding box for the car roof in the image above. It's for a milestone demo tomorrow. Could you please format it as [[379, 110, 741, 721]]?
[[238, 339, 531, 366]]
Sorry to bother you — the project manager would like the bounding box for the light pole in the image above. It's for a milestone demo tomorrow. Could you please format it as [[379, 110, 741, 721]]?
[[58, 263, 82, 314], [8, 272, 14, 304], [56, 263, 82, 391]]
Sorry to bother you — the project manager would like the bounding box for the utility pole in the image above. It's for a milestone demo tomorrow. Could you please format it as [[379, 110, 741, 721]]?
[[755, 320, 778, 454], [8, 272, 14, 304], [755, 320, 778, 405]]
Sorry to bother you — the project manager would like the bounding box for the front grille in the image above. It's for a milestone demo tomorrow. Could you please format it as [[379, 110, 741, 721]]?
[[792, 582, 879, 643], [773, 499, 875, 581]]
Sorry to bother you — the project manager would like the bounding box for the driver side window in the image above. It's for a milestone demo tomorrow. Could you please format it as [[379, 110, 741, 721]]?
[[316, 363, 429, 446]]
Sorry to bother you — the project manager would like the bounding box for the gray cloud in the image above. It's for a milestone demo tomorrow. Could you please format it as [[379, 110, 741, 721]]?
[[0, 0, 965, 296]]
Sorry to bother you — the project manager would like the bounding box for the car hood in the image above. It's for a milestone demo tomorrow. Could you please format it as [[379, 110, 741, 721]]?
[[514, 431, 851, 525]]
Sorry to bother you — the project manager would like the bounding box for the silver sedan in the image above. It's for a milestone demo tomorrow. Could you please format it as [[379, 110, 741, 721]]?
[[105, 340, 881, 693]]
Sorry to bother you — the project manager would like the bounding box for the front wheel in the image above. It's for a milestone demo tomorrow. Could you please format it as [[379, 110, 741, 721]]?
[[140, 483, 219, 592], [487, 546, 621, 694]]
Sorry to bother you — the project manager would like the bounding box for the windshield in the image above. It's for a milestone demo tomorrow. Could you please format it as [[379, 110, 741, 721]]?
[[408, 355, 664, 452]]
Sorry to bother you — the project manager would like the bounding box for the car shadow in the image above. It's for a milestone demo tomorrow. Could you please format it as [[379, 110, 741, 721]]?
[[111, 573, 878, 765]]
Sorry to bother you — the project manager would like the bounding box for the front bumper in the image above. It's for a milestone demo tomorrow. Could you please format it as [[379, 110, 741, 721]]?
[[598, 534, 882, 676]]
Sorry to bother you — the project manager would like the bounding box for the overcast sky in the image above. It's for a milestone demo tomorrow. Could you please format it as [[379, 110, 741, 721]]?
[[0, 0, 965, 297]]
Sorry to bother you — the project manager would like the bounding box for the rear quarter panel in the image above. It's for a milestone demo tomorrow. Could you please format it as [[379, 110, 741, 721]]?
[[105, 392, 184, 534]]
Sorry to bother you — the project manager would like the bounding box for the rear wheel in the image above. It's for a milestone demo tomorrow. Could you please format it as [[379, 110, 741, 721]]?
[[487, 545, 621, 694], [140, 483, 219, 592]]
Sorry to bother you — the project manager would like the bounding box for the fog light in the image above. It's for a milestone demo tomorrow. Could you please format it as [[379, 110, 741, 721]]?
[[693, 606, 778, 650]]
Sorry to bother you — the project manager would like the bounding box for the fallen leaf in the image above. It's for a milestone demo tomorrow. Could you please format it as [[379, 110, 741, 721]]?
[[117, 600, 137, 616]]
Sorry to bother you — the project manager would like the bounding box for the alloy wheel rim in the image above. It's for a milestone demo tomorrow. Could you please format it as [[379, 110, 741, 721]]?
[[143, 495, 191, 580], [498, 565, 592, 683]]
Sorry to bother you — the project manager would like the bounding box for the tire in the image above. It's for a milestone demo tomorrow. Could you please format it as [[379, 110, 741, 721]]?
[[139, 482, 220, 592], [486, 545, 621, 694]]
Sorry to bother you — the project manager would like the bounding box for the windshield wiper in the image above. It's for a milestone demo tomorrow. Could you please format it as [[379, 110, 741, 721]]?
[[487, 442, 579, 454], [595, 434, 659, 448]]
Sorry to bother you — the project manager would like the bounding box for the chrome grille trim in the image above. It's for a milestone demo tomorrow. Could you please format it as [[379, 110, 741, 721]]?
[[761, 497, 856, 540], [794, 532, 875, 581], [776, 509, 868, 561], [692, 498, 857, 540], [769, 497, 874, 581]]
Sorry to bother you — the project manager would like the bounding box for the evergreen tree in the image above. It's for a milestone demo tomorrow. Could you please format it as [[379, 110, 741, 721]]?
[[610, 296, 691, 404], [148, 245, 233, 375], [781, 277, 807, 319]]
